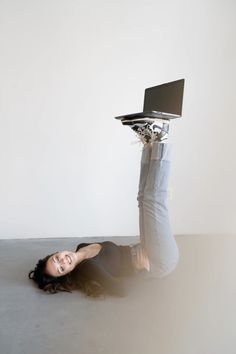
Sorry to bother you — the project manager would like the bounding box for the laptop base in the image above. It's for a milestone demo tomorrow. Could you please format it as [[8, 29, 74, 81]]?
[[115, 111, 180, 120]]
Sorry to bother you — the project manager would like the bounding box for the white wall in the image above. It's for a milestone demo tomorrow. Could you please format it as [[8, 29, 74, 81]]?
[[0, 0, 235, 239]]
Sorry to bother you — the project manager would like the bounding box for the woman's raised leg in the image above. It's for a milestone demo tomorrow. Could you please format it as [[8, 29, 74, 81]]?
[[120, 118, 179, 277], [137, 145, 152, 249], [142, 142, 179, 277]]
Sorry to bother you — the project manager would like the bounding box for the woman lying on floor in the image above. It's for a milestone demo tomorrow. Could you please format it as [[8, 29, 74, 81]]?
[[28, 118, 179, 297]]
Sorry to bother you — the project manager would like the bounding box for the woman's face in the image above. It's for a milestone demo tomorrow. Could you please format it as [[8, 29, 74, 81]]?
[[45, 251, 78, 277]]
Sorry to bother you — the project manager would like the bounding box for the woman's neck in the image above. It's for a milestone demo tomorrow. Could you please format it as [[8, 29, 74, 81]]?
[[75, 244, 102, 264]]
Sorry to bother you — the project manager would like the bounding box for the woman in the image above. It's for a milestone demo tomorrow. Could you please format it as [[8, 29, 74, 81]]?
[[28, 117, 179, 297]]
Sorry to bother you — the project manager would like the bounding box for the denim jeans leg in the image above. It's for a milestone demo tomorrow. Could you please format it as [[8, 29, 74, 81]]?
[[137, 145, 152, 249], [142, 142, 179, 278]]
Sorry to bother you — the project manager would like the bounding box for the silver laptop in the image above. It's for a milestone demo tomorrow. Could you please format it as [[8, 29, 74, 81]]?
[[115, 79, 185, 120]]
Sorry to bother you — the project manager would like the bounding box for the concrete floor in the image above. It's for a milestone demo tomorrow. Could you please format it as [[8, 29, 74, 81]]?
[[0, 235, 236, 354]]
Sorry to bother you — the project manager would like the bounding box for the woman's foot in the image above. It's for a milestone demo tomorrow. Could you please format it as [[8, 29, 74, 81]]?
[[121, 118, 169, 145]]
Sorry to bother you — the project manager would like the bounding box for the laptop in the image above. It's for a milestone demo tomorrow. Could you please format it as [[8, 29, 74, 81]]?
[[115, 79, 185, 120]]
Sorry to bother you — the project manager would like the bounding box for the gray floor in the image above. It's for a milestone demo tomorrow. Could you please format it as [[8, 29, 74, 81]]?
[[1, 235, 236, 354]]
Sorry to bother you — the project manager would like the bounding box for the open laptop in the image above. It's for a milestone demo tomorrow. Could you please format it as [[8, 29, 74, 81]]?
[[115, 79, 185, 120]]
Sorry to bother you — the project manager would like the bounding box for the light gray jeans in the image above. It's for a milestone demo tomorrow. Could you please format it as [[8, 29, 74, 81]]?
[[131, 142, 179, 278]]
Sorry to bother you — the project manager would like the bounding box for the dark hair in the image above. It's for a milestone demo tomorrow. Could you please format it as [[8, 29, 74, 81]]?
[[28, 254, 106, 298]]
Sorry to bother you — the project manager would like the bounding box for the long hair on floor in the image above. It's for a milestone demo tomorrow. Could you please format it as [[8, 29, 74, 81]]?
[[28, 254, 106, 298]]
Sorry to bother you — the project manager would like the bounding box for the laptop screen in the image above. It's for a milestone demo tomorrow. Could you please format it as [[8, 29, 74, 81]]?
[[143, 79, 185, 115]]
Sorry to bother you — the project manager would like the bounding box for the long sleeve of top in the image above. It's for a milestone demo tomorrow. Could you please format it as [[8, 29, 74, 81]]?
[[74, 241, 136, 296]]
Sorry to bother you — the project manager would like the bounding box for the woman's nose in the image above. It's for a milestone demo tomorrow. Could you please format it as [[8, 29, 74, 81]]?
[[59, 256, 66, 264]]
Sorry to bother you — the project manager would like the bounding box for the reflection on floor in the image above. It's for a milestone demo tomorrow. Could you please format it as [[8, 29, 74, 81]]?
[[0, 235, 236, 354]]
